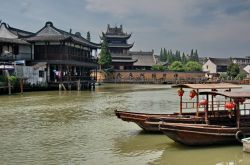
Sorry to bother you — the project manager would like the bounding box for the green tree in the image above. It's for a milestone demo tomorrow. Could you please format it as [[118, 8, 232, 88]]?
[[235, 72, 247, 80], [151, 64, 167, 71], [185, 61, 202, 71], [194, 49, 199, 62], [175, 50, 181, 61], [190, 49, 194, 61], [151, 64, 160, 71], [87, 31, 91, 41], [98, 39, 112, 69], [181, 53, 187, 64], [160, 48, 167, 61], [169, 61, 185, 72], [227, 63, 240, 78]]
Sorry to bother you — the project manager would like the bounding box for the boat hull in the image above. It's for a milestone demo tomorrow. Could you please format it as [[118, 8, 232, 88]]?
[[115, 110, 205, 132], [160, 123, 240, 146]]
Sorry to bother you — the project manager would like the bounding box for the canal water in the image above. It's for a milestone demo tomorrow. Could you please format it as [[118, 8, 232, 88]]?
[[0, 84, 250, 165]]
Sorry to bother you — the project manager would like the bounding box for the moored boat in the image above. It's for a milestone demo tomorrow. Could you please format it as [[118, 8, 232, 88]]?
[[115, 110, 204, 132], [115, 83, 241, 132], [159, 91, 250, 146]]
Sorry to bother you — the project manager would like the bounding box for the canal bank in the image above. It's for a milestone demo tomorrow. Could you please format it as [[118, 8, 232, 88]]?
[[0, 84, 249, 164]]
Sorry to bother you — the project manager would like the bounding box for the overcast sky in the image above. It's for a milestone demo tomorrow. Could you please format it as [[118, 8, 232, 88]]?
[[1, 0, 250, 57]]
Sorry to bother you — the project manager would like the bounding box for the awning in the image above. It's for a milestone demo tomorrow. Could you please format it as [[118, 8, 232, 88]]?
[[0, 65, 14, 70], [172, 83, 241, 90], [199, 91, 250, 99]]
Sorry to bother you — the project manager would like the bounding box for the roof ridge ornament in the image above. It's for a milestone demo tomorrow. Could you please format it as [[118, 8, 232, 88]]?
[[45, 21, 53, 27]]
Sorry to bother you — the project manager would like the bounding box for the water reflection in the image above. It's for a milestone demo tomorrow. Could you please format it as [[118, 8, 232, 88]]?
[[150, 143, 250, 165], [114, 131, 167, 156]]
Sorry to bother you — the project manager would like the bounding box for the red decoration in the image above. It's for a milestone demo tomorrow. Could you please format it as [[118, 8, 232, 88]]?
[[189, 90, 197, 99], [178, 89, 184, 97], [225, 102, 235, 110], [199, 99, 208, 106]]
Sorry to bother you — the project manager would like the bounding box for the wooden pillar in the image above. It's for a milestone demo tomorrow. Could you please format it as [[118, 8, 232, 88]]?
[[205, 94, 209, 124], [68, 83, 71, 90], [59, 83, 62, 91], [59, 83, 66, 91], [77, 80, 81, 91], [196, 89, 199, 116], [59, 64, 62, 82], [211, 95, 214, 113], [8, 79, 11, 95], [236, 103, 240, 129], [180, 88, 183, 115], [20, 78, 23, 94]]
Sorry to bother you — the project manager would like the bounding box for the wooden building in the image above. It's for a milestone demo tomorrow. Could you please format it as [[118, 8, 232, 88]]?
[[203, 57, 230, 74], [130, 50, 156, 70], [101, 24, 136, 70], [0, 22, 32, 62], [25, 21, 100, 86]]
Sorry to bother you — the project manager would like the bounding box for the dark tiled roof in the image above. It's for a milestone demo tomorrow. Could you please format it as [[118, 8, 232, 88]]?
[[26, 35, 66, 41], [108, 43, 133, 48], [111, 54, 133, 60], [26, 21, 100, 48], [9, 26, 34, 37], [110, 53, 137, 63], [130, 51, 156, 66], [209, 57, 231, 66], [101, 33, 131, 40], [112, 59, 137, 63], [34, 60, 98, 68], [0, 37, 29, 44], [102, 24, 131, 39], [107, 24, 123, 35], [0, 22, 30, 44]]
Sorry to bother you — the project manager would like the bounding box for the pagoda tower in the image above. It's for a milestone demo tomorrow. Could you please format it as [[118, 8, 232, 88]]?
[[101, 24, 136, 70]]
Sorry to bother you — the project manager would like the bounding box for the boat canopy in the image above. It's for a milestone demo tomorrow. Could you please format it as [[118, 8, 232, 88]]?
[[199, 91, 250, 99], [172, 83, 241, 90]]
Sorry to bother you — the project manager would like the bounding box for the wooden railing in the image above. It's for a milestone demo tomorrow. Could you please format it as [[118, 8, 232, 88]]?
[[181, 101, 250, 115]]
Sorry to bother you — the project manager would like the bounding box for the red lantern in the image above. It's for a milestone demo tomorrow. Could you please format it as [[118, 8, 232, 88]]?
[[199, 99, 208, 106], [225, 102, 235, 110], [178, 89, 184, 97], [189, 90, 197, 99]]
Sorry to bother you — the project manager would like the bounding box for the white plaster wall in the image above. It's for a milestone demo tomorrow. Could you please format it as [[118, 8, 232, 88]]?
[[202, 60, 217, 73], [15, 65, 47, 85]]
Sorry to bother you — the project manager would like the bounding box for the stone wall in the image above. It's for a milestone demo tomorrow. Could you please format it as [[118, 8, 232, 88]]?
[[95, 70, 206, 84]]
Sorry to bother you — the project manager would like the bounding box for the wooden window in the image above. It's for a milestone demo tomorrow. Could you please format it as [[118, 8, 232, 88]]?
[[13, 45, 19, 55], [39, 70, 44, 78]]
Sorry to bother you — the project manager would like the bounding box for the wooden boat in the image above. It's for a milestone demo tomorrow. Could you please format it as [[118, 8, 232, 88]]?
[[159, 91, 250, 146], [115, 110, 205, 132], [115, 83, 241, 132]]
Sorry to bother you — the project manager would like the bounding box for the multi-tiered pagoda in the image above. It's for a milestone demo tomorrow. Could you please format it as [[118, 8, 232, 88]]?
[[101, 24, 136, 70]]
